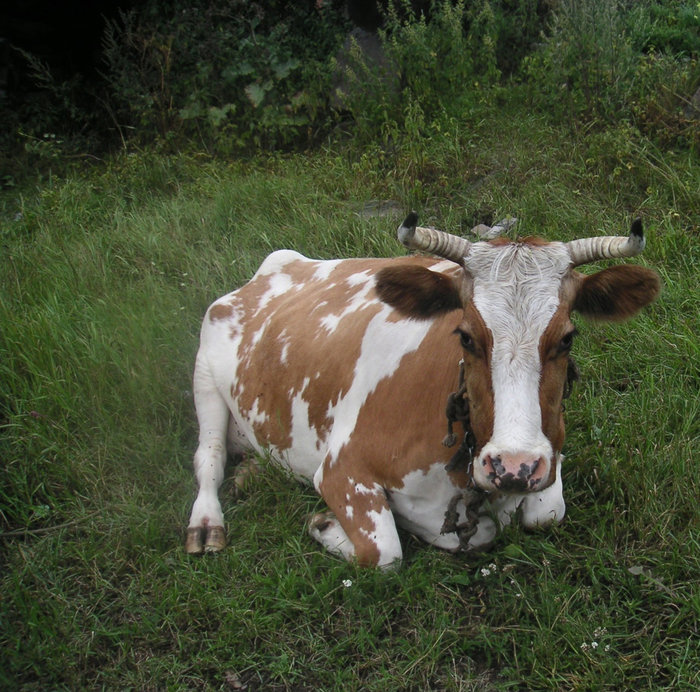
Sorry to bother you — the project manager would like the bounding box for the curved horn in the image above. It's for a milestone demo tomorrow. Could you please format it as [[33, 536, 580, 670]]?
[[397, 212, 472, 264], [566, 218, 646, 267]]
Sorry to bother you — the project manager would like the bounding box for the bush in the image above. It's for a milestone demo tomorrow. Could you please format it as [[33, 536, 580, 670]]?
[[523, 0, 641, 123], [523, 0, 699, 146], [339, 0, 503, 142], [102, 1, 349, 150]]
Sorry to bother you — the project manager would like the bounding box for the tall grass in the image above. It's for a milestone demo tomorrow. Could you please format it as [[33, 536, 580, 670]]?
[[1, 104, 698, 689]]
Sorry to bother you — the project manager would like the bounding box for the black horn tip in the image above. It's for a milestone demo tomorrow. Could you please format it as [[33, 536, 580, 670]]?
[[401, 211, 419, 230], [630, 217, 643, 240]]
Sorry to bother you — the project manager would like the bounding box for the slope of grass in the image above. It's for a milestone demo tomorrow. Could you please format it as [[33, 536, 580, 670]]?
[[1, 106, 698, 690]]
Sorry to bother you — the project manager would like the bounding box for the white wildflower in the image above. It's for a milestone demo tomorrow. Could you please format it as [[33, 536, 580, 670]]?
[[342, 579, 352, 588]]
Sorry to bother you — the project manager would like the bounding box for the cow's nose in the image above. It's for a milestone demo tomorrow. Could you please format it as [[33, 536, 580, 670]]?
[[482, 452, 547, 491]]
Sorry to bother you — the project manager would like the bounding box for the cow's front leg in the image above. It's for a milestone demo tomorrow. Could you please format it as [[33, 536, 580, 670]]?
[[186, 357, 229, 554], [311, 462, 403, 568]]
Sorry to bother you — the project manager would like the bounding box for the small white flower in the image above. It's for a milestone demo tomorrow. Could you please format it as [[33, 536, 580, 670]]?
[[342, 579, 352, 588], [580, 642, 589, 651], [480, 567, 491, 577], [605, 645, 610, 652], [591, 641, 598, 649], [488, 562, 498, 571]]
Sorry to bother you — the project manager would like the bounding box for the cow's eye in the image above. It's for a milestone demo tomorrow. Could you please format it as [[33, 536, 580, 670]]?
[[455, 329, 475, 352], [559, 330, 577, 352]]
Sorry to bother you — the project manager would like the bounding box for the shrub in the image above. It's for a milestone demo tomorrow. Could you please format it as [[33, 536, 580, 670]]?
[[523, 0, 641, 124], [523, 0, 699, 146], [102, 1, 349, 150], [339, 0, 503, 142]]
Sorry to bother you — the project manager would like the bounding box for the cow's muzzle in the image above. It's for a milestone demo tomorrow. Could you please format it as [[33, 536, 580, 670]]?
[[480, 452, 549, 492]]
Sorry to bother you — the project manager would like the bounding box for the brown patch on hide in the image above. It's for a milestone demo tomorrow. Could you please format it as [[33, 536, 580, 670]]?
[[537, 304, 574, 469], [454, 302, 495, 455], [316, 473, 390, 566], [208, 303, 234, 321]]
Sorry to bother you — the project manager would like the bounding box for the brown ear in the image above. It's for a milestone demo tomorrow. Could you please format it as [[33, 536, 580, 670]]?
[[573, 265, 661, 321], [375, 265, 463, 318]]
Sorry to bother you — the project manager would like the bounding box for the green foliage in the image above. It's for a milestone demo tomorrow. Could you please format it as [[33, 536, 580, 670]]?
[[101, 1, 349, 150], [524, 0, 642, 123], [630, 0, 700, 55], [490, 0, 551, 75], [523, 0, 700, 142], [340, 0, 503, 143]]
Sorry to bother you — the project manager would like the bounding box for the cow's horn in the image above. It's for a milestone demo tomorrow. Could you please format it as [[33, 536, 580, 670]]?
[[397, 212, 472, 264], [566, 218, 646, 267]]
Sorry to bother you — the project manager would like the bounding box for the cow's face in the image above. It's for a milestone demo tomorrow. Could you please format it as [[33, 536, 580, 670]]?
[[377, 219, 660, 494]]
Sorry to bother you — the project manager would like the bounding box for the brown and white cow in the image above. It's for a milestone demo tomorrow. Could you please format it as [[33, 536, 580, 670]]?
[[185, 214, 660, 567]]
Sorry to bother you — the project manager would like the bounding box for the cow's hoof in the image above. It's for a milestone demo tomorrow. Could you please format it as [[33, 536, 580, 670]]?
[[185, 525, 227, 554], [185, 527, 204, 555], [204, 525, 227, 553]]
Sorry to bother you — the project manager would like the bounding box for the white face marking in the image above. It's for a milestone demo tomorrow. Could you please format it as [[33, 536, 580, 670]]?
[[484, 454, 566, 528], [464, 242, 571, 464]]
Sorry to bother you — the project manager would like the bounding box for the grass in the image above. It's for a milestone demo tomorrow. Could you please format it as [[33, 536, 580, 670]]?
[[1, 103, 698, 690]]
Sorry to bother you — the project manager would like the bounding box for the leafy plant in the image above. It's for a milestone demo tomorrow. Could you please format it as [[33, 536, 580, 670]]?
[[101, 1, 349, 150], [524, 0, 700, 141]]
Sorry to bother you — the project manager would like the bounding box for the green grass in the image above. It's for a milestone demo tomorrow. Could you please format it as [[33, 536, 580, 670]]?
[[1, 104, 698, 690]]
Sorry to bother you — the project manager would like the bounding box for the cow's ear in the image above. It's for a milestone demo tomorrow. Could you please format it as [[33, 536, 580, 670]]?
[[573, 265, 661, 321], [376, 266, 462, 318]]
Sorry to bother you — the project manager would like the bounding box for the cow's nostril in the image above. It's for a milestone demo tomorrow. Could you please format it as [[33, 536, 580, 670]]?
[[517, 458, 540, 481], [490, 455, 505, 476]]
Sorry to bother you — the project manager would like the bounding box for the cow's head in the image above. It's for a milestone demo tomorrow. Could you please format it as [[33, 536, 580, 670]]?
[[376, 214, 660, 494]]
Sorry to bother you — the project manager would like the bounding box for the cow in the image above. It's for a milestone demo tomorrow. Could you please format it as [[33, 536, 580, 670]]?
[[185, 214, 660, 567]]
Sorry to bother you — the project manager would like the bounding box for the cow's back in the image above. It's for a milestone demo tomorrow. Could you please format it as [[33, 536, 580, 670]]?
[[198, 250, 464, 482]]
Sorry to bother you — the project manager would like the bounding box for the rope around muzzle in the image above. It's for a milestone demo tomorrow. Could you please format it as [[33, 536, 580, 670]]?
[[439, 356, 580, 550]]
